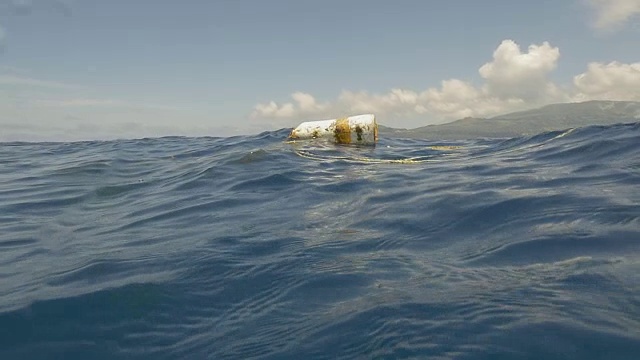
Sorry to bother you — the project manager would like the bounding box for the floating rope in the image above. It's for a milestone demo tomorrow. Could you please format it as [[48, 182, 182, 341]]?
[[289, 144, 464, 164], [293, 149, 433, 164]]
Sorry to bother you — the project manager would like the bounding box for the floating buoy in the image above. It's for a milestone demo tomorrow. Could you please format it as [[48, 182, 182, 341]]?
[[288, 114, 378, 145]]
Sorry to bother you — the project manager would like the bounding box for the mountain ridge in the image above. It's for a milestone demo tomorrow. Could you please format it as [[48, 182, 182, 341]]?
[[379, 100, 640, 140]]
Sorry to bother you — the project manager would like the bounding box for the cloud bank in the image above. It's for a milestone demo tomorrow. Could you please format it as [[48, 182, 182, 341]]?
[[587, 0, 640, 30], [251, 39, 640, 127]]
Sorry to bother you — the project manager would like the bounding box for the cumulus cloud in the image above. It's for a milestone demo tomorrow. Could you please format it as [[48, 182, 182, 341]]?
[[252, 38, 640, 128], [478, 40, 561, 101], [415, 40, 567, 120], [251, 91, 329, 119], [586, 0, 640, 30], [573, 61, 640, 101], [418, 80, 526, 120], [251, 39, 568, 126], [338, 88, 421, 115]]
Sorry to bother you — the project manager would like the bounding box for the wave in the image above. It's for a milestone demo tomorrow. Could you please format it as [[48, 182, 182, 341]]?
[[1, 120, 639, 359]]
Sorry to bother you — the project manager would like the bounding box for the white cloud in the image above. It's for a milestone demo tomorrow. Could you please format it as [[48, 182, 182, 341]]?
[[586, 0, 640, 30], [252, 39, 640, 128], [478, 40, 561, 101], [418, 79, 525, 120], [252, 100, 295, 118], [251, 91, 329, 119], [291, 91, 328, 113], [338, 88, 420, 115], [573, 61, 640, 100], [251, 39, 568, 127]]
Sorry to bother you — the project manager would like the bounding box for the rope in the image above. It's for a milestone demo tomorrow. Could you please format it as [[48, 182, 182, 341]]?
[[286, 127, 575, 165], [290, 145, 464, 164], [293, 149, 435, 164]]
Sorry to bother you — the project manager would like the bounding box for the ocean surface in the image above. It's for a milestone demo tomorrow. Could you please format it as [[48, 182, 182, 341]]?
[[1, 121, 640, 359]]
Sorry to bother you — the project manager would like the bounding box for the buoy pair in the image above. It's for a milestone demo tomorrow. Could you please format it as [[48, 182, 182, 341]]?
[[288, 114, 378, 145]]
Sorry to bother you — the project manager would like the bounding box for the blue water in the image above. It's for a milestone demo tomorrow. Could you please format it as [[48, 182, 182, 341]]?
[[1, 122, 640, 359]]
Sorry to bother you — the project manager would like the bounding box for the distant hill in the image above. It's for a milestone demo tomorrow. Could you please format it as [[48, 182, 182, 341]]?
[[379, 100, 640, 140]]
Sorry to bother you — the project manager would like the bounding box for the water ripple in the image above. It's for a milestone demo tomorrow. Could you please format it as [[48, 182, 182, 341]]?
[[1, 122, 639, 359]]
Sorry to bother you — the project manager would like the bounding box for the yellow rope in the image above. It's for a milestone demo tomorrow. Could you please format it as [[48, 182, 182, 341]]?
[[286, 140, 465, 165], [295, 150, 429, 164], [291, 148, 457, 164], [287, 127, 575, 165]]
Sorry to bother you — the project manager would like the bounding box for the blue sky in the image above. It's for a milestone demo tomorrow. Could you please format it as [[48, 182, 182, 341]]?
[[1, 0, 639, 141]]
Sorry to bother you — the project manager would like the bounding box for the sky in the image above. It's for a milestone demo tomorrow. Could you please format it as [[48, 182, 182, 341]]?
[[0, 0, 639, 141]]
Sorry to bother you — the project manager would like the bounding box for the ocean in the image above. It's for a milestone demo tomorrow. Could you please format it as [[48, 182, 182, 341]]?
[[1, 121, 639, 359]]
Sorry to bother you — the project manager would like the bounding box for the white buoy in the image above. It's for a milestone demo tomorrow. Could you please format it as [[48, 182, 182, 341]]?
[[288, 114, 378, 145]]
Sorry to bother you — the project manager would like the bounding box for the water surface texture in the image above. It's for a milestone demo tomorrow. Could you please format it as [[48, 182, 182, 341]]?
[[1, 122, 640, 359]]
